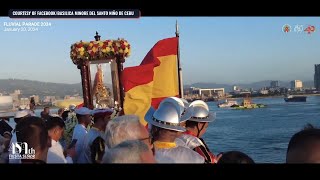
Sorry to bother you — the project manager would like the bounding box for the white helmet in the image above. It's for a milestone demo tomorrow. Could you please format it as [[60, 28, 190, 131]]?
[[158, 97, 193, 122], [188, 100, 216, 123], [145, 98, 187, 132]]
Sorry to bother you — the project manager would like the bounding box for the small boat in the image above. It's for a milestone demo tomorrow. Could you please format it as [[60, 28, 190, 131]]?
[[218, 99, 238, 108], [231, 97, 266, 110], [284, 95, 307, 102], [231, 103, 266, 109]]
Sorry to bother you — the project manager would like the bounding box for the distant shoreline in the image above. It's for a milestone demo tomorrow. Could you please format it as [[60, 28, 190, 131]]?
[[35, 105, 58, 109], [228, 93, 320, 100]]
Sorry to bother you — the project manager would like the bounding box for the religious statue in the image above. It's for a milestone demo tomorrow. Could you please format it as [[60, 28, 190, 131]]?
[[92, 64, 111, 108]]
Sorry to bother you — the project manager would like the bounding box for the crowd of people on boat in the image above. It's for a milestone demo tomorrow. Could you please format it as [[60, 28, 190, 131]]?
[[0, 97, 320, 164]]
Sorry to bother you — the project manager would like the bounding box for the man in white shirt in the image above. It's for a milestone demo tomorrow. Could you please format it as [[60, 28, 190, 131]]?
[[71, 107, 92, 163], [78, 109, 113, 163], [46, 116, 75, 163]]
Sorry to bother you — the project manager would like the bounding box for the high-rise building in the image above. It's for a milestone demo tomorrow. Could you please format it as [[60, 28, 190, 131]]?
[[291, 80, 303, 90], [314, 64, 320, 90], [270, 81, 280, 88]]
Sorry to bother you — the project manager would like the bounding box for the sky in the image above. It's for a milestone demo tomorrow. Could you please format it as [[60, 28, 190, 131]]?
[[0, 17, 319, 85]]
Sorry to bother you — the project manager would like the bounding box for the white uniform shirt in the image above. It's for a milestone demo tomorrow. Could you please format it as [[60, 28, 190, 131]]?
[[71, 124, 87, 163], [155, 144, 204, 163], [78, 128, 102, 163], [176, 134, 205, 149], [47, 139, 73, 163]]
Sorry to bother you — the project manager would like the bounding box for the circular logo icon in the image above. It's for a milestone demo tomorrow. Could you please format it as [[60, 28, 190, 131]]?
[[282, 24, 291, 33]]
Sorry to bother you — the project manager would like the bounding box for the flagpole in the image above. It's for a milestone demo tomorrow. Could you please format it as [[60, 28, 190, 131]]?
[[176, 20, 184, 98]]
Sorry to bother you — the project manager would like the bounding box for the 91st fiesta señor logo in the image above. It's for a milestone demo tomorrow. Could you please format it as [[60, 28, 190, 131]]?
[[8, 142, 36, 160]]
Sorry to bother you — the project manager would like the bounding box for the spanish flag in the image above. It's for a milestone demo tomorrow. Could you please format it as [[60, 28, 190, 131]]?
[[122, 37, 179, 125]]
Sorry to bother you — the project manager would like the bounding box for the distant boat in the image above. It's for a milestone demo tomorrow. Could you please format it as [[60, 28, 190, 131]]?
[[231, 96, 266, 110], [284, 95, 307, 102], [218, 99, 238, 108]]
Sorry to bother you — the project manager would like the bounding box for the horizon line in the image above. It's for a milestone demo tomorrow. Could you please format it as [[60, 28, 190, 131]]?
[[0, 78, 314, 86]]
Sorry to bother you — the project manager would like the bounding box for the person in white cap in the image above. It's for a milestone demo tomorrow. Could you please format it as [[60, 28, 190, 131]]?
[[13, 110, 30, 124], [176, 100, 219, 163], [145, 97, 204, 163], [78, 108, 113, 163], [71, 107, 92, 163], [9, 110, 30, 164]]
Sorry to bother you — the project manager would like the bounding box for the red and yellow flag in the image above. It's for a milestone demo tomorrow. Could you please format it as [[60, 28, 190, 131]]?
[[121, 37, 179, 125]]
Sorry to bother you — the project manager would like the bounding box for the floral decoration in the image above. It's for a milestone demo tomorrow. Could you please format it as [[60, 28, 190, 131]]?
[[63, 111, 78, 147], [70, 38, 131, 65]]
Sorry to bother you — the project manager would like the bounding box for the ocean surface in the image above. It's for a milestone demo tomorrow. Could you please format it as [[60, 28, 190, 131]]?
[[7, 96, 320, 163], [204, 96, 320, 163]]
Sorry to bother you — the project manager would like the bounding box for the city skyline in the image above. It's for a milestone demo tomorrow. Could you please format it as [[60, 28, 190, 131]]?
[[0, 77, 314, 86], [1, 17, 320, 84]]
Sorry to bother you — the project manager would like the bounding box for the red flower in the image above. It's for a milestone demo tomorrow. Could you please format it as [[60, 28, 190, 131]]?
[[121, 44, 126, 50], [114, 46, 118, 51], [76, 43, 83, 48]]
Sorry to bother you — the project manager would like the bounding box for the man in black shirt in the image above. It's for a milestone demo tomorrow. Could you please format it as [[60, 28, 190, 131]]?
[[15, 116, 51, 164]]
